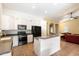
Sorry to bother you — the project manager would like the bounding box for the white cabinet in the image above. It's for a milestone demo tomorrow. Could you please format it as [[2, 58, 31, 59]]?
[[0, 4, 3, 29], [27, 34, 33, 43], [1, 15, 15, 30], [12, 36, 18, 47]]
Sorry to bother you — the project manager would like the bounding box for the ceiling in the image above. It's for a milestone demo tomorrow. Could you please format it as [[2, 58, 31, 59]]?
[[3, 3, 79, 21]]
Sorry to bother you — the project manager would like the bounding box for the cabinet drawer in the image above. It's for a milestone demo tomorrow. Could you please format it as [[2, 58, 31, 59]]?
[[27, 34, 33, 43]]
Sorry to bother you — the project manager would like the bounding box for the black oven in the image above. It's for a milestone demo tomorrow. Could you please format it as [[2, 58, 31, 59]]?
[[18, 25, 27, 45]]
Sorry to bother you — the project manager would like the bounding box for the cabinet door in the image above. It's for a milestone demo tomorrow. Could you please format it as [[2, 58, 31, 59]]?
[[1, 15, 15, 30], [12, 36, 18, 47], [27, 35, 33, 43], [51, 37, 60, 50], [0, 4, 3, 29]]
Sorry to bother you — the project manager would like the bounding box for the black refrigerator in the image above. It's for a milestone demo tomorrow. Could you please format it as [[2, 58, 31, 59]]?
[[32, 26, 41, 37]]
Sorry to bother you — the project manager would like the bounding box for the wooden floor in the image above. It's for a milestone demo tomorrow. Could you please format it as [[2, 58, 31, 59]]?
[[12, 40, 79, 56], [53, 40, 79, 56], [12, 43, 35, 56]]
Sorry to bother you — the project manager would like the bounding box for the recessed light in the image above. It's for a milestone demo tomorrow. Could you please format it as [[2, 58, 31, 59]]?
[[32, 5, 36, 9], [32, 4, 37, 9], [44, 10, 48, 14], [53, 3, 58, 5]]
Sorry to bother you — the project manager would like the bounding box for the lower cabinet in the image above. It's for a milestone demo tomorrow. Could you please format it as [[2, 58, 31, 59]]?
[[27, 34, 33, 43], [12, 36, 18, 47]]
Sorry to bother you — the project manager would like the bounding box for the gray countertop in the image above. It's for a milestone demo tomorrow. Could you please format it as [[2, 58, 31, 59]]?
[[34, 35, 59, 40], [1, 30, 32, 37], [1, 33, 32, 38]]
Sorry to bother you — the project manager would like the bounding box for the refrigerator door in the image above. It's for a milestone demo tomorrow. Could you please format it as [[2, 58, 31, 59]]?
[[32, 26, 41, 37]]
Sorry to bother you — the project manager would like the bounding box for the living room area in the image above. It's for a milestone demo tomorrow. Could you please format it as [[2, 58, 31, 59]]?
[[56, 15, 79, 56], [59, 17, 79, 44]]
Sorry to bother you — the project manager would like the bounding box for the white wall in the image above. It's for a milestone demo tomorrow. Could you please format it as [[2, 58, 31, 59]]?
[[40, 19, 47, 36]]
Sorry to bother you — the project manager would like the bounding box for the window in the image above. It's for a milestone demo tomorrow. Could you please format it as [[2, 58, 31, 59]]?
[[64, 25, 69, 32]]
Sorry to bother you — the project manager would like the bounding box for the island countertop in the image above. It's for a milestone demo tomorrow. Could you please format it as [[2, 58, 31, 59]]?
[[34, 35, 59, 40]]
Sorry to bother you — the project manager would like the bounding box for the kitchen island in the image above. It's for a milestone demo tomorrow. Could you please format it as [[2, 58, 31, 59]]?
[[34, 35, 60, 56]]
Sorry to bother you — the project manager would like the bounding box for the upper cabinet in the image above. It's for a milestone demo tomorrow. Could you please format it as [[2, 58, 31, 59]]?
[[0, 4, 15, 30], [1, 15, 16, 30], [0, 4, 3, 29]]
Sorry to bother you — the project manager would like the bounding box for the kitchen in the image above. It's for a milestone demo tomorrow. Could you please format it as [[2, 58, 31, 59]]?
[[2, 14, 60, 55], [0, 3, 60, 56], [0, 25, 42, 56], [0, 8, 43, 55], [0, 7, 43, 46], [0, 25, 41, 46]]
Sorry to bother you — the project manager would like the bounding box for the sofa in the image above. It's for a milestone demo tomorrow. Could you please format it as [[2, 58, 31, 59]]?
[[64, 34, 79, 44], [61, 32, 71, 39]]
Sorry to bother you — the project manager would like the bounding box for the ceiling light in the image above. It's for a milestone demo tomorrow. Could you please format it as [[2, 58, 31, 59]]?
[[52, 3, 61, 6], [32, 4, 37, 9], [53, 3, 58, 5], [32, 5, 36, 9], [44, 10, 48, 14]]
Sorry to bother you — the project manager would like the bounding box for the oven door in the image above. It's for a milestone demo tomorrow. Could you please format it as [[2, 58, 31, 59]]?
[[18, 35, 27, 45]]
